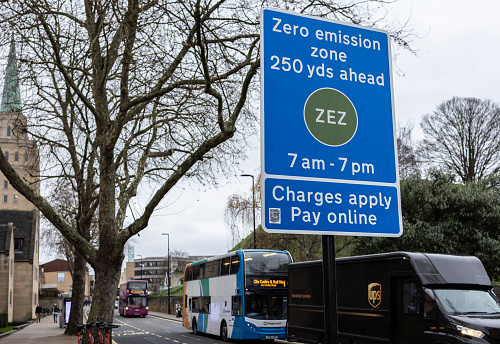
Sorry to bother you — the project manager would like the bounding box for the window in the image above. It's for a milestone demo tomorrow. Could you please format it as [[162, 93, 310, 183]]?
[[221, 257, 230, 276], [24, 153, 28, 162], [204, 261, 213, 279], [402, 282, 418, 314], [192, 264, 201, 280], [3, 195, 7, 203], [4, 152, 8, 161], [230, 255, 240, 275], [7, 126, 11, 137], [192, 297, 199, 313], [14, 238, 22, 253], [423, 288, 437, 320], [57, 272, 65, 283], [14, 152, 18, 161], [3, 181, 7, 189], [193, 297, 211, 314], [13, 195, 18, 203], [232, 295, 242, 316], [212, 259, 220, 277]]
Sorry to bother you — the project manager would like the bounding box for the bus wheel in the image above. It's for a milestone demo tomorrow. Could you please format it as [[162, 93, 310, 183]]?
[[192, 318, 197, 335], [221, 321, 228, 342]]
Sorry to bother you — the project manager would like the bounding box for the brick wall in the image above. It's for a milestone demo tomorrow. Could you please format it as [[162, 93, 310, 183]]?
[[148, 295, 183, 315]]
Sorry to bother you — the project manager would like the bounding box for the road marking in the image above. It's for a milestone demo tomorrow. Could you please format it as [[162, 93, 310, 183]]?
[[148, 314, 183, 323], [181, 334, 201, 341]]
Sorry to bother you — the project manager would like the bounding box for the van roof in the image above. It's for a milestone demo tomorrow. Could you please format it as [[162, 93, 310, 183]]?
[[404, 252, 491, 287], [337, 252, 491, 287]]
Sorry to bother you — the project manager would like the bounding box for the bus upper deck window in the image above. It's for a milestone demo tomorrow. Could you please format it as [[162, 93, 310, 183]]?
[[230, 255, 240, 275]]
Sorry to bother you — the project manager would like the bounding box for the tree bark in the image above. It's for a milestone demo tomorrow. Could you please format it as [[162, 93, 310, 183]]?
[[65, 251, 86, 335]]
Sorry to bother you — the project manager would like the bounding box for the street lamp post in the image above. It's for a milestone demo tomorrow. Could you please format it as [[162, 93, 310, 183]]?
[[162, 233, 170, 314], [241, 174, 256, 249], [137, 255, 143, 280]]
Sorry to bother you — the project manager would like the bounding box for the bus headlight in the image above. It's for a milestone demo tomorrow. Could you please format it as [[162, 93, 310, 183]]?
[[457, 325, 484, 339], [246, 322, 257, 331], [146, 307, 149, 310], [125, 307, 129, 310]]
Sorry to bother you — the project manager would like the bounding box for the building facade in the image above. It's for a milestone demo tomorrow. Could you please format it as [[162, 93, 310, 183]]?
[[121, 255, 213, 294], [0, 223, 14, 323], [0, 35, 40, 323], [39, 259, 91, 298]]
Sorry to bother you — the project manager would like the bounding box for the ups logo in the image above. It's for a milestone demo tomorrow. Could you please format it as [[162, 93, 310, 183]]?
[[368, 283, 382, 308]]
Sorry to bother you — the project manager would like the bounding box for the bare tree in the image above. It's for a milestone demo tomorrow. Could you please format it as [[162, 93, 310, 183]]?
[[397, 121, 420, 179], [0, 0, 414, 327], [420, 97, 500, 183], [41, 178, 97, 334], [170, 248, 189, 258], [225, 174, 261, 248]]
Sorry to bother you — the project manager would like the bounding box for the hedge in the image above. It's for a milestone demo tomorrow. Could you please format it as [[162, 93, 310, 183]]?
[[0, 313, 7, 328]]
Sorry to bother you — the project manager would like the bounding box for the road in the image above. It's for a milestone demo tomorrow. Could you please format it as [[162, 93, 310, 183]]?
[[112, 311, 222, 344], [111, 311, 289, 344]]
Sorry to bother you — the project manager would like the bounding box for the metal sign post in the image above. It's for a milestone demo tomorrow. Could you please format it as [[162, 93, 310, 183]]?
[[322, 235, 338, 344]]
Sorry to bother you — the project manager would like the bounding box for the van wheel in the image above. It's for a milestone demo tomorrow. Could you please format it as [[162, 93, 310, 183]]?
[[192, 318, 197, 335], [221, 321, 228, 342]]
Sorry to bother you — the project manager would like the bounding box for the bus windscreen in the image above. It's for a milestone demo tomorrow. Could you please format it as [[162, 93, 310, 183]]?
[[244, 251, 290, 275]]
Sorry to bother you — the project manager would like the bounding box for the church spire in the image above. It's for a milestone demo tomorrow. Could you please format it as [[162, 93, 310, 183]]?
[[1, 34, 22, 112]]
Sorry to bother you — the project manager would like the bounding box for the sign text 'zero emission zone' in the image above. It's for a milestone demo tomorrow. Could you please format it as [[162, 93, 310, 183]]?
[[260, 8, 402, 237]]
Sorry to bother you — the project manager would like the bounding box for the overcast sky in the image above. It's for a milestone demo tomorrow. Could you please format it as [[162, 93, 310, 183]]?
[[40, 0, 500, 264]]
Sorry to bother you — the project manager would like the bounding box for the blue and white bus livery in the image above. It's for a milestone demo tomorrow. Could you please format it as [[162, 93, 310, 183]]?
[[182, 249, 292, 341]]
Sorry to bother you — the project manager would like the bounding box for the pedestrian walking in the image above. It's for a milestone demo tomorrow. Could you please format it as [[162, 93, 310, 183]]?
[[35, 303, 42, 322], [52, 303, 60, 323]]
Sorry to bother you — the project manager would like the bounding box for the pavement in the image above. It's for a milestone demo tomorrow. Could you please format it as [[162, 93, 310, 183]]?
[[0, 311, 180, 343]]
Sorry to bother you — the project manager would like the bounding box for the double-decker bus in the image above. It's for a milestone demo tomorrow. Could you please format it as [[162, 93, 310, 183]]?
[[119, 280, 149, 317], [183, 249, 292, 341]]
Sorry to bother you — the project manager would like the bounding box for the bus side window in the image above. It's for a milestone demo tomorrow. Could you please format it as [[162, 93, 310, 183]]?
[[200, 264, 205, 279], [205, 261, 213, 279], [232, 296, 242, 316], [188, 297, 192, 311], [221, 257, 230, 275], [193, 265, 200, 280], [204, 297, 211, 314], [212, 259, 221, 277], [230, 255, 240, 275], [192, 297, 199, 313]]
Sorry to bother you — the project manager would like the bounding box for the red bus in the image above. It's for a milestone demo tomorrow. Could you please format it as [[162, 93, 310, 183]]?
[[119, 280, 148, 317]]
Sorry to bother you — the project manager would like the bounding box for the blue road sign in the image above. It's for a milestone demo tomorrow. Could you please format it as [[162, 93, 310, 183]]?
[[260, 8, 402, 236]]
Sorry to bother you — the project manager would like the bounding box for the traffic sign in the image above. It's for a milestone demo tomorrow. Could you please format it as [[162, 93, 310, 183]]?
[[260, 8, 402, 237]]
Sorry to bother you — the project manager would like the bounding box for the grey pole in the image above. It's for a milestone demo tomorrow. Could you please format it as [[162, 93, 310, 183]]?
[[162, 233, 170, 314], [241, 174, 256, 249]]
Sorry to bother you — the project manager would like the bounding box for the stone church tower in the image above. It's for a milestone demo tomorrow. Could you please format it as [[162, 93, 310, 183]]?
[[0, 35, 40, 323]]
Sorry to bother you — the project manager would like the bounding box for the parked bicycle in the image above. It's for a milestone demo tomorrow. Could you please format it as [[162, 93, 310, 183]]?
[[76, 322, 120, 344]]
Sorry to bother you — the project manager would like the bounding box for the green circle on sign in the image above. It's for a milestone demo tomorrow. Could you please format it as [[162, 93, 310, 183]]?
[[304, 88, 358, 147]]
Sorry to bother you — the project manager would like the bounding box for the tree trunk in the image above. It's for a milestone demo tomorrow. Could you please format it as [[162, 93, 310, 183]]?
[[87, 251, 123, 324], [65, 252, 86, 335]]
